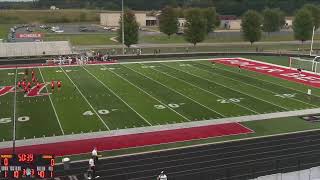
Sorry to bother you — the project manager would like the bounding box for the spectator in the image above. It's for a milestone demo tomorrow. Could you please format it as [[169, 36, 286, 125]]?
[[157, 171, 167, 180]]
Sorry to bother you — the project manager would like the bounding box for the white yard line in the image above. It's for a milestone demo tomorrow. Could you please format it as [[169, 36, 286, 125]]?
[[12, 68, 17, 150], [123, 64, 226, 118], [151, 66, 259, 114], [162, 62, 289, 111], [38, 68, 65, 135], [102, 65, 191, 122], [60, 66, 110, 130], [202, 63, 319, 108], [82, 66, 153, 126], [214, 62, 320, 99]]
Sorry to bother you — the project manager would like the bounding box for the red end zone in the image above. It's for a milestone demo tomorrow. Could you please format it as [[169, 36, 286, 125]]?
[[0, 123, 253, 156], [213, 58, 320, 88]]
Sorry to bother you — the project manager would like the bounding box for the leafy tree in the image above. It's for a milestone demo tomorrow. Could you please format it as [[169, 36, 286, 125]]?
[[277, 9, 286, 28], [184, 8, 207, 46], [262, 8, 281, 33], [117, 9, 139, 47], [241, 10, 262, 45], [159, 6, 178, 37], [293, 8, 313, 43], [202, 7, 219, 33], [302, 4, 320, 29]]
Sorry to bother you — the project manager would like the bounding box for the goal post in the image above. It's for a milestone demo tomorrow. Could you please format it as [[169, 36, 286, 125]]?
[[289, 56, 320, 73]]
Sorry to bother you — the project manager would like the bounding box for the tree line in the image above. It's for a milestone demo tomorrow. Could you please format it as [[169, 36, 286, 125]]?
[[242, 3, 320, 44], [118, 4, 320, 48], [118, 7, 220, 47], [1, 0, 320, 16]]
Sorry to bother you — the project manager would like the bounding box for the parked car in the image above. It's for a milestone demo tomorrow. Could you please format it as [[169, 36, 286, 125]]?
[[103, 27, 112, 31]]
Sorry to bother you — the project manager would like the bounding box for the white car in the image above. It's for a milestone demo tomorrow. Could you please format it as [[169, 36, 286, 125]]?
[[103, 27, 111, 31], [54, 29, 64, 33]]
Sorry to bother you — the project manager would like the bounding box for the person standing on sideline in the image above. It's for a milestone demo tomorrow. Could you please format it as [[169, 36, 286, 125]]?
[[92, 147, 99, 164], [157, 171, 167, 180], [88, 158, 95, 178]]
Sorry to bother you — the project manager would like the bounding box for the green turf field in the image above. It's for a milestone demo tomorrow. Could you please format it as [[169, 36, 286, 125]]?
[[1, 57, 320, 142]]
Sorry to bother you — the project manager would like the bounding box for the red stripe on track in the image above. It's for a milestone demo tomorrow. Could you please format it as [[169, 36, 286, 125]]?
[[213, 58, 320, 88], [0, 123, 253, 156]]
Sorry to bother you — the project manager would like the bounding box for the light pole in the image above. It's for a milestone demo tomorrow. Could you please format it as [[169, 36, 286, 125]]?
[[121, 0, 125, 55], [310, 26, 315, 56]]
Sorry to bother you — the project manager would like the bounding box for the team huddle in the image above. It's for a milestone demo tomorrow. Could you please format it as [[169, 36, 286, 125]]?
[[16, 69, 62, 93]]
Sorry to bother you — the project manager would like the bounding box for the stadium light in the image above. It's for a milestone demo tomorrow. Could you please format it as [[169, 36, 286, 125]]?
[[310, 26, 315, 56], [122, 0, 125, 55]]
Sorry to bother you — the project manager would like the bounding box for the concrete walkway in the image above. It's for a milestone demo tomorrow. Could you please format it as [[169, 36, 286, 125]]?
[[0, 108, 319, 149]]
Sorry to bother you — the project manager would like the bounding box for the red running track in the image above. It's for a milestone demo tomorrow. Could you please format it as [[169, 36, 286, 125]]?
[[0, 123, 253, 156], [214, 58, 320, 88]]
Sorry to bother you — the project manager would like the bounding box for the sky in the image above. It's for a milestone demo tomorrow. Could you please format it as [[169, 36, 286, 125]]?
[[0, 0, 34, 2]]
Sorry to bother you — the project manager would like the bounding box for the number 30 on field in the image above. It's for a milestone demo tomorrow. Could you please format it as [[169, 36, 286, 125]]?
[[0, 116, 30, 124]]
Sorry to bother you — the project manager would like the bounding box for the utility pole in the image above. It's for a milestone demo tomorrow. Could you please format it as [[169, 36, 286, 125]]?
[[122, 0, 125, 55]]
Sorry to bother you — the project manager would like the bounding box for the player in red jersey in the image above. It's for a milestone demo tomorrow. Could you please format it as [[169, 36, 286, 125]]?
[[51, 80, 55, 91], [24, 86, 28, 94], [31, 69, 35, 77], [22, 80, 26, 88], [32, 77, 36, 83], [17, 81, 21, 88], [27, 82, 31, 88], [36, 81, 41, 89], [57, 80, 62, 89]]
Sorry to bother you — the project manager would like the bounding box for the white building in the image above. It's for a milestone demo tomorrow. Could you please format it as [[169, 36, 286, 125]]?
[[100, 11, 158, 27]]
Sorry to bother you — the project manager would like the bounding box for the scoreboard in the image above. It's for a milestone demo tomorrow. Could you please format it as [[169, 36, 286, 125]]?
[[0, 154, 54, 179]]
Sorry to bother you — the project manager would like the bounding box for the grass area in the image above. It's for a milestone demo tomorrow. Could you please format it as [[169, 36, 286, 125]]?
[[140, 32, 320, 44], [44, 33, 118, 45], [95, 42, 317, 55], [0, 24, 12, 40], [0, 10, 99, 24], [1, 56, 320, 161]]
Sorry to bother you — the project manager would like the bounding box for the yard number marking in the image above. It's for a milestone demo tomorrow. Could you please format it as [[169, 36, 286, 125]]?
[[217, 98, 244, 104], [141, 65, 158, 69], [83, 109, 111, 116], [274, 93, 296, 99], [154, 103, 183, 110], [179, 64, 193, 67], [0, 116, 30, 124]]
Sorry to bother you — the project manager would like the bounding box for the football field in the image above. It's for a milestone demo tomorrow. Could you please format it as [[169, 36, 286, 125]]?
[[1, 57, 320, 141]]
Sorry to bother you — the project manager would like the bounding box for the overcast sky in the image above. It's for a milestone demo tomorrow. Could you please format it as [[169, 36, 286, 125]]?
[[0, 0, 34, 2]]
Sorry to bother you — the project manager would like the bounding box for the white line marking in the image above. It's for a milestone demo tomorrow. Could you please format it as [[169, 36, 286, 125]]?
[[103, 65, 191, 122], [170, 62, 290, 111], [60, 66, 110, 130], [39, 68, 65, 135], [82, 66, 153, 126], [123, 64, 226, 117], [214, 61, 320, 99], [198, 61, 319, 108], [151, 65, 259, 114], [12, 68, 17, 149]]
